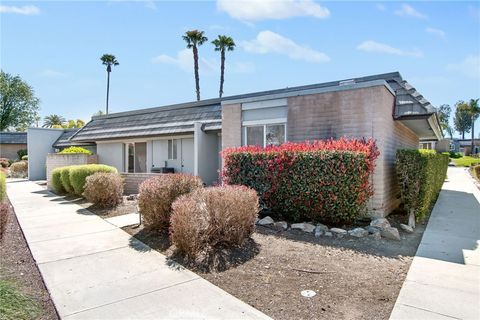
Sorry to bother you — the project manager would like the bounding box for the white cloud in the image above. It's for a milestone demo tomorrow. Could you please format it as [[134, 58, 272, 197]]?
[[446, 55, 480, 79], [356, 40, 423, 58], [152, 49, 253, 74], [0, 5, 40, 15], [426, 27, 446, 39], [241, 30, 330, 63], [38, 69, 67, 78], [217, 0, 330, 22], [394, 4, 426, 19], [375, 3, 386, 11]]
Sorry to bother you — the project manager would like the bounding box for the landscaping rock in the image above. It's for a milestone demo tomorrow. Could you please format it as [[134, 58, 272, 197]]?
[[257, 216, 274, 225], [330, 228, 347, 238], [316, 223, 329, 232], [400, 223, 414, 233], [291, 223, 316, 233], [370, 218, 391, 230], [381, 227, 401, 241], [324, 231, 333, 237], [366, 226, 381, 234], [273, 221, 288, 231], [370, 232, 381, 240], [126, 194, 137, 201], [348, 227, 368, 238]]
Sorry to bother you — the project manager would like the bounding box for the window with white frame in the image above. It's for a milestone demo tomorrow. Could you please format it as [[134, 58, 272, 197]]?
[[168, 139, 178, 160], [244, 123, 286, 147]]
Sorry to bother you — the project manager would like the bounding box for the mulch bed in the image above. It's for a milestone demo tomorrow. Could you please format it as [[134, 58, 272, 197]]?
[[124, 212, 426, 320], [0, 198, 59, 320]]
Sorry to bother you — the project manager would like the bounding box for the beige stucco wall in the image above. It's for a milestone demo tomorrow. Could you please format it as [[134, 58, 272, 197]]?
[[222, 84, 419, 217], [46, 153, 98, 189], [0, 143, 27, 160]]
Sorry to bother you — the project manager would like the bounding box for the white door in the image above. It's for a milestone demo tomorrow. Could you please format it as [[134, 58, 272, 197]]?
[[181, 138, 194, 174]]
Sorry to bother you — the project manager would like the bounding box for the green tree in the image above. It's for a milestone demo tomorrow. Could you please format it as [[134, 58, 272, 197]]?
[[212, 35, 236, 98], [465, 98, 480, 153], [63, 119, 85, 129], [454, 102, 471, 139], [100, 54, 119, 114], [43, 114, 66, 128], [437, 104, 453, 139], [183, 30, 208, 101], [0, 71, 40, 131]]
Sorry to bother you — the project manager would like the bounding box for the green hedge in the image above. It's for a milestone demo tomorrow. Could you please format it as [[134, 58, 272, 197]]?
[[58, 147, 92, 155], [69, 164, 117, 195], [60, 166, 74, 193], [51, 168, 65, 194], [0, 172, 5, 202], [396, 149, 449, 221]]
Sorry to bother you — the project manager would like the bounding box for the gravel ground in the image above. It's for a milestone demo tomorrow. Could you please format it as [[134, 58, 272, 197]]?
[[0, 198, 59, 320]]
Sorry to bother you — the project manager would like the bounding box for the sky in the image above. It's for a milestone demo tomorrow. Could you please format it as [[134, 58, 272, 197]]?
[[1, 0, 479, 137]]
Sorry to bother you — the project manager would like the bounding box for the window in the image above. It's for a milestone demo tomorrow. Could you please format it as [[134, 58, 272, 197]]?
[[244, 123, 286, 147], [168, 139, 178, 160]]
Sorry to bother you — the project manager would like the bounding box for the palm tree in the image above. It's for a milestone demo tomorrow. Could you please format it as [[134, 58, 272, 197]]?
[[466, 98, 480, 154], [100, 54, 119, 114], [182, 30, 208, 101], [43, 114, 66, 128], [212, 35, 235, 98]]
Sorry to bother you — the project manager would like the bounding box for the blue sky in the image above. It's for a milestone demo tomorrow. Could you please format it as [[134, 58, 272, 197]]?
[[1, 1, 479, 137]]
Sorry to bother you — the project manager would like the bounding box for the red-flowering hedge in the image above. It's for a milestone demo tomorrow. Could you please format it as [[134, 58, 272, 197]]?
[[222, 138, 379, 223]]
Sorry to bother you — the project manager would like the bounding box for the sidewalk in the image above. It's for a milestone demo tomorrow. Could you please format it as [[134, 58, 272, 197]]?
[[390, 167, 480, 319], [6, 180, 271, 320]]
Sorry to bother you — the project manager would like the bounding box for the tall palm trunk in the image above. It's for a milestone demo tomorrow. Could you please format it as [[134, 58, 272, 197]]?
[[471, 118, 475, 154], [462, 131, 465, 139], [219, 49, 225, 98], [106, 70, 111, 114], [193, 45, 200, 101]]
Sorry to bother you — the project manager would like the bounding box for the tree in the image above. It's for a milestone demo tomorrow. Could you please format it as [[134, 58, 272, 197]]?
[[63, 119, 85, 129], [43, 114, 66, 128], [437, 104, 452, 139], [454, 102, 471, 139], [100, 54, 119, 114], [93, 110, 105, 117], [212, 35, 236, 98], [465, 98, 480, 153], [183, 30, 208, 101], [0, 71, 40, 131]]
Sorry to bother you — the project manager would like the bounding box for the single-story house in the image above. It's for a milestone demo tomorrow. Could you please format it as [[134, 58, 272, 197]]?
[[419, 139, 451, 153], [68, 71, 442, 217], [451, 139, 480, 155], [0, 132, 27, 160]]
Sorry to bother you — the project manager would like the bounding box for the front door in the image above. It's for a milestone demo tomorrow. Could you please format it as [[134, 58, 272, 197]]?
[[180, 138, 194, 174]]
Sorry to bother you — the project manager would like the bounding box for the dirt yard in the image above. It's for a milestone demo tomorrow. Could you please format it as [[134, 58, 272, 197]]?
[[124, 213, 426, 320], [0, 199, 59, 320]]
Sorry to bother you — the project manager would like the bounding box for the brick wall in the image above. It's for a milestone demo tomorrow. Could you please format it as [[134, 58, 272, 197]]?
[[46, 154, 98, 188], [0, 143, 27, 160], [120, 173, 163, 195]]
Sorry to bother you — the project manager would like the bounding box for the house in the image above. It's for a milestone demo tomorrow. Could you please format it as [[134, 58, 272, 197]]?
[[419, 138, 451, 153], [69, 71, 442, 217], [451, 139, 480, 155], [0, 132, 27, 160]]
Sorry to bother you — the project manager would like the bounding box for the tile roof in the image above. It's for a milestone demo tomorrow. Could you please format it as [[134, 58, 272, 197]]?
[[0, 132, 27, 144], [52, 129, 95, 148]]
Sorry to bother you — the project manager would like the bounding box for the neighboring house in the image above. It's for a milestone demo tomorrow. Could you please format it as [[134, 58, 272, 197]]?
[[27, 128, 95, 180], [451, 139, 480, 155], [0, 132, 27, 160], [419, 139, 451, 153], [70, 71, 442, 217]]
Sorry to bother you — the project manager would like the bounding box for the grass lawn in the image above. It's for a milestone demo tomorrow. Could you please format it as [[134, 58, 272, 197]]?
[[0, 280, 41, 320], [452, 156, 480, 167]]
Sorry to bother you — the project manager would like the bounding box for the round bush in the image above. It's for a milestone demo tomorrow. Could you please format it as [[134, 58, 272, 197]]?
[[83, 172, 124, 207], [21, 155, 28, 161], [9, 161, 28, 178], [69, 164, 117, 195], [0, 158, 9, 168], [58, 147, 92, 155], [138, 174, 203, 231], [60, 166, 74, 193], [51, 168, 65, 194], [170, 185, 259, 257]]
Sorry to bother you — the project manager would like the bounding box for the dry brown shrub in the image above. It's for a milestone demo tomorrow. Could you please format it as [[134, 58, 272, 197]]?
[[0, 202, 9, 241], [138, 174, 203, 231], [170, 185, 259, 257], [83, 172, 124, 208]]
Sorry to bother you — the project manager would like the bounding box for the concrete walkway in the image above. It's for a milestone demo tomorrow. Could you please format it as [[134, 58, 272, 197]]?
[[390, 167, 480, 320], [6, 180, 271, 320]]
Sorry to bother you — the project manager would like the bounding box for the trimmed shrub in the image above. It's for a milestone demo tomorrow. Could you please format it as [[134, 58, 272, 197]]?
[[69, 164, 117, 195], [396, 149, 449, 222], [222, 138, 379, 223], [170, 185, 259, 257], [9, 161, 28, 178], [138, 174, 203, 231], [0, 172, 5, 202], [0, 158, 9, 168], [60, 166, 74, 193], [449, 151, 463, 159], [51, 168, 65, 194], [17, 149, 27, 160], [21, 155, 28, 161], [471, 165, 480, 180], [83, 172, 124, 207], [58, 147, 92, 155], [0, 202, 8, 241]]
